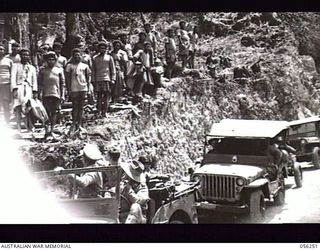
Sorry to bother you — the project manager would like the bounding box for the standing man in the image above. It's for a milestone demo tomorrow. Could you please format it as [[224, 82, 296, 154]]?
[[6, 42, 21, 63], [52, 42, 67, 69], [92, 42, 116, 118], [119, 33, 133, 59], [65, 48, 92, 134], [119, 33, 135, 94], [0, 44, 13, 124], [11, 49, 38, 132], [188, 25, 199, 69], [164, 28, 177, 79], [132, 32, 148, 55], [177, 20, 190, 69], [110, 40, 128, 103], [133, 41, 154, 97], [38, 51, 65, 137], [143, 23, 157, 57]]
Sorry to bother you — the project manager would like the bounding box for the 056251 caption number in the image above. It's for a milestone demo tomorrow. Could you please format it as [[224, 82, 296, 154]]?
[[300, 244, 318, 249]]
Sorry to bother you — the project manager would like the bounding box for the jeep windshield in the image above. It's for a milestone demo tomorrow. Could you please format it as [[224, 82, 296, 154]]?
[[208, 138, 268, 156]]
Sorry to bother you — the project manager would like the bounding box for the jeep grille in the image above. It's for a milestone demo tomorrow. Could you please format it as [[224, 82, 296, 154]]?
[[200, 175, 236, 201]]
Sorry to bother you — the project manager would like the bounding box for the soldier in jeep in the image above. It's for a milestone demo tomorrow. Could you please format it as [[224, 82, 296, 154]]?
[[119, 161, 149, 224], [55, 144, 104, 198]]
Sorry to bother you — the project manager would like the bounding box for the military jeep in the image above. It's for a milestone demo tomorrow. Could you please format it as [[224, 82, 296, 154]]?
[[192, 119, 296, 223], [35, 164, 199, 224], [288, 116, 320, 169]]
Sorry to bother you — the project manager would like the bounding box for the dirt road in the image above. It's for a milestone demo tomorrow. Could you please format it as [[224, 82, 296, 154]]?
[[264, 164, 320, 223]]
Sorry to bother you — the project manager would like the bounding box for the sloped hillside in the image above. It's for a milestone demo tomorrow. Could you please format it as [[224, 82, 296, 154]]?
[[20, 12, 320, 178]]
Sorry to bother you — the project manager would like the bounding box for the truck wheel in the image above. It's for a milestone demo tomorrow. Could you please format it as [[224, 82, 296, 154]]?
[[293, 163, 303, 188], [274, 188, 285, 206], [248, 190, 265, 223], [312, 147, 320, 169]]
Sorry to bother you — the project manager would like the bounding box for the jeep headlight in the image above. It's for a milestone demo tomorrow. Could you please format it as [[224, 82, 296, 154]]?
[[301, 139, 307, 145], [236, 177, 245, 186], [192, 175, 201, 183]]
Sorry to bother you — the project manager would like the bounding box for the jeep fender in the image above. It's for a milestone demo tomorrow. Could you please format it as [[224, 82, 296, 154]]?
[[151, 194, 198, 224], [245, 179, 270, 199]]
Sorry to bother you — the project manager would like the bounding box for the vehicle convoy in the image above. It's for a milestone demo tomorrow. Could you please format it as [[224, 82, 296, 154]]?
[[288, 116, 320, 169], [191, 119, 302, 223], [35, 163, 199, 224]]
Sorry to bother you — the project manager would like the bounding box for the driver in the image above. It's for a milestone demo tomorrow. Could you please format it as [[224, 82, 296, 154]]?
[[55, 143, 103, 198]]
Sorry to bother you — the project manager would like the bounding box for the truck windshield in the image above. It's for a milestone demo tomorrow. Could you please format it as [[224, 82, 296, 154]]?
[[212, 138, 267, 156]]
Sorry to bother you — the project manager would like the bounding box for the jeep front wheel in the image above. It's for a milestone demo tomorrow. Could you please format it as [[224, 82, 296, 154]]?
[[248, 190, 265, 223], [274, 188, 285, 206], [312, 147, 320, 169]]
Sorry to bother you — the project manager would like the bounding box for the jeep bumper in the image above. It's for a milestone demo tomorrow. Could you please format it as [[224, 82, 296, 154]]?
[[194, 202, 249, 214], [296, 153, 312, 162]]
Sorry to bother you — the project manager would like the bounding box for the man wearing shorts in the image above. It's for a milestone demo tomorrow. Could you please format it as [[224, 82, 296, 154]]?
[[38, 51, 65, 137], [92, 42, 116, 118], [65, 48, 91, 133], [0, 44, 13, 124]]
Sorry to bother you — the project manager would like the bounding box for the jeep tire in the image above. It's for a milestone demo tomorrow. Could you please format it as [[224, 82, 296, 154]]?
[[312, 147, 320, 169], [274, 188, 285, 206], [248, 189, 265, 223], [293, 163, 303, 188]]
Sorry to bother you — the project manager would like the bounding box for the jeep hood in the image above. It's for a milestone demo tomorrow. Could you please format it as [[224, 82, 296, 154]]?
[[301, 136, 319, 143], [194, 163, 266, 180]]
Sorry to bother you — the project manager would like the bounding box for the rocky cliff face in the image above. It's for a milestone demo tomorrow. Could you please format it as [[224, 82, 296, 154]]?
[[20, 12, 320, 178]]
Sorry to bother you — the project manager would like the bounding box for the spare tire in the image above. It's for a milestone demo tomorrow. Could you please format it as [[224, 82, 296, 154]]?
[[312, 147, 320, 169]]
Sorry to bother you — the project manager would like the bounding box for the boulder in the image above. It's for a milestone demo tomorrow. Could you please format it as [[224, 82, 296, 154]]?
[[235, 12, 249, 20], [232, 18, 250, 31], [300, 55, 317, 73], [182, 68, 202, 78], [200, 19, 229, 37], [261, 12, 281, 26], [250, 61, 261, 74], [234, 66, 251, 78], [250, 13, 262, 26], [241, 36, 256, 47]]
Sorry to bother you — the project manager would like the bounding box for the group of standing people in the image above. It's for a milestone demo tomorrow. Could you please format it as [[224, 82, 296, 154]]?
[[0, 20, 199, 137]]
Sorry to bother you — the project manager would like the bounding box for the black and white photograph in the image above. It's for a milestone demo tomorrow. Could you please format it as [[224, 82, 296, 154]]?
[[1, 11, 320, 242]]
